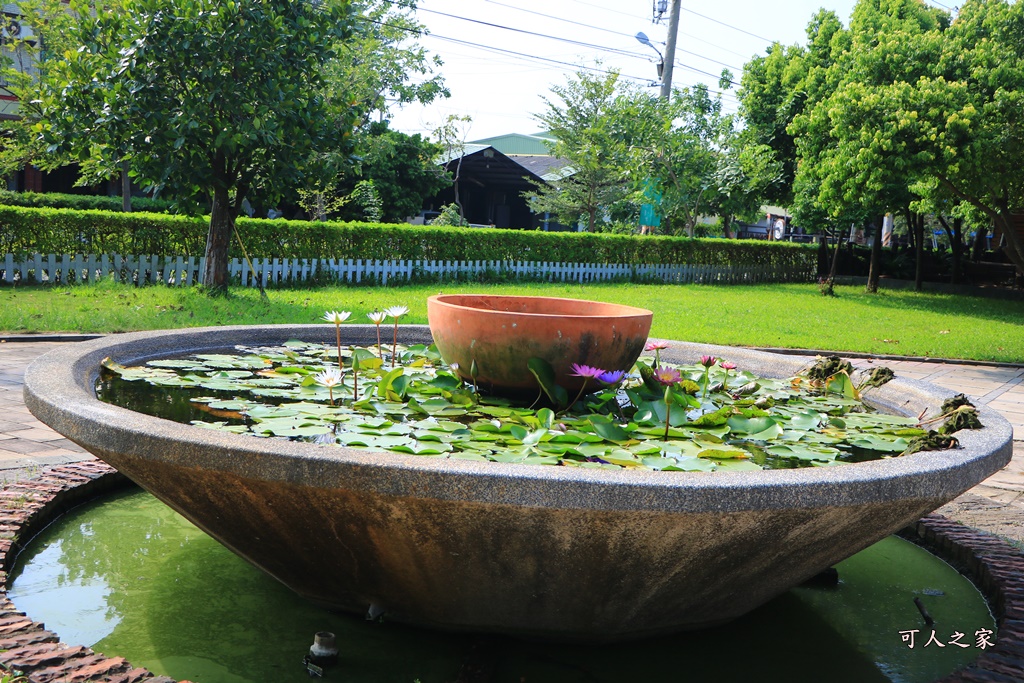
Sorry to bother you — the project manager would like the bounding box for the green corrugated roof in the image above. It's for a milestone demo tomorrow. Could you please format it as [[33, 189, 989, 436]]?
[[468, 133, 555, 156]]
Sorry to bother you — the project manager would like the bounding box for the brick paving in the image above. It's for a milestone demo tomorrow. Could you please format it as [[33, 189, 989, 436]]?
[[0, 339, 1023, 682], [0, 462, 185, 683]]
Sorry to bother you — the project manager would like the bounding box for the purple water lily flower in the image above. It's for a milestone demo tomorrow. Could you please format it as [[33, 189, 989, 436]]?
[[597, 370, 626, 385]]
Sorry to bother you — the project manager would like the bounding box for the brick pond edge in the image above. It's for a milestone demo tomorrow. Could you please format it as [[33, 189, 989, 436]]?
[[0, 462, 1019, 683]]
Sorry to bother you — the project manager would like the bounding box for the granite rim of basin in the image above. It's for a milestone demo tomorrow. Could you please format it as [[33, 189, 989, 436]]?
[[22, 324, 1015, 641]]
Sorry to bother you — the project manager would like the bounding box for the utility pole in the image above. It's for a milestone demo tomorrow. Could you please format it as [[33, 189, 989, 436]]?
[[659, 0, 681, 100]]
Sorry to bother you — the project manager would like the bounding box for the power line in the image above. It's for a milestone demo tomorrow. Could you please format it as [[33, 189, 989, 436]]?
[[565, 0, 772, 45], [486, 0, 751, 61], [364, 11, 741, 101], [422, 31, 740, 104], [386, 1, 653, 61], [484, 0, 638, 41], [376, 4, 743, 90], [678, 6, 773, 44], [482, 0, 743, 72]]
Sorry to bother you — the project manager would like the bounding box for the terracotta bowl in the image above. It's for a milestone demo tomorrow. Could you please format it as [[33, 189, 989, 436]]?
[[426, 294, 654, 395]]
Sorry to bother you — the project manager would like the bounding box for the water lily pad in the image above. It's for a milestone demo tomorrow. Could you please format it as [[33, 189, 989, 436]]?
[[726, 415, 778, 435], [189, 420, 251, 434], [698, 448, 751, 460], [589, 417, 631, 443], [847, 435, 910, 453], [390, 442, 452, 456], [766, 444, 840, 461], [714, 459, 763, 472]]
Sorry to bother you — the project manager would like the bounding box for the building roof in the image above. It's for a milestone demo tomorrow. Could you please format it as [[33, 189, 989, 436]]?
[[437, 143, 491, 167], [507, 155, 573, 182], [439, 146, 544, 189], [468, 133, 555, 156]]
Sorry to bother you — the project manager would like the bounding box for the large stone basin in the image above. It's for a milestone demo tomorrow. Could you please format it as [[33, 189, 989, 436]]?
[[23, 325, 1014, 641]]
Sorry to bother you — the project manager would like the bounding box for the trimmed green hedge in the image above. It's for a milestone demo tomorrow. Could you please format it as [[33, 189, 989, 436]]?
[[0, 190, 183, 214], [0, 205, 816, 269]]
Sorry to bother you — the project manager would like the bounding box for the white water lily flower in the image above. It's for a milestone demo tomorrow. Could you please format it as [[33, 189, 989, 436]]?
[[367, 311, 387, 324], [322, 310, 352, 324], [313, 367, 344, 387], [385, 305, 409, 319]]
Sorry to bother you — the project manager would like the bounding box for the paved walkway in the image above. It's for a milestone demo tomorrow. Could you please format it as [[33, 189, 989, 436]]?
[[0, 341, 98, 480], [1, 339, 1022, 524]]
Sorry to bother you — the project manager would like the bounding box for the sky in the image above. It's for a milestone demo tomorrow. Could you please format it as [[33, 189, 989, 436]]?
[[385, 0, 891, 142]]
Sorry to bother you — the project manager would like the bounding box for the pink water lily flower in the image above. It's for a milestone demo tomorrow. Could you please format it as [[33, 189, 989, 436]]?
[[720, 361, 737, 391], [700, 355, 718, 368], [653, 367, 682, 386], [645, 340, 669, 368], [569, 363, 606, 380]]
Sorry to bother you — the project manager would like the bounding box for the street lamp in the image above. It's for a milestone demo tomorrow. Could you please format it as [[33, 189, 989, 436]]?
[[635, 31, 664, 85]]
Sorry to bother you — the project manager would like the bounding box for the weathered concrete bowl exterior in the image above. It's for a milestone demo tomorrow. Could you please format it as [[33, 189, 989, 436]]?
[[23, 325, 1014, 641], [426, 294, 653, 394]]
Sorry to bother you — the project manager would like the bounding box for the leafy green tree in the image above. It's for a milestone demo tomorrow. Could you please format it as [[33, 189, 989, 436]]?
[[325, 0, 447, 127], [630, 86, 720, 236], [787, 0, 952, 291], [344, 123, 447, 223], [628, 83, 763, 237], [306, 1, 447, 223], [432, 113, 473, 222], [0, 1, 111, 188], [526, 70, 635, 232], [779, 0, 1024, 284], [712, 141, 784, 238], [38, 0, 355, 292], [906, 0, 1024, 275], [738, 9, 847, 207]]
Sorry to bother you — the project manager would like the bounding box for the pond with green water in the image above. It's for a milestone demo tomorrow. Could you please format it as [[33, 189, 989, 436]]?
[[9, 488, 994, 683]]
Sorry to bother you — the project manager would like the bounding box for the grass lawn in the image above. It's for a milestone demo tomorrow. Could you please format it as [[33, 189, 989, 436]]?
[[1, 280, 1022, 363]]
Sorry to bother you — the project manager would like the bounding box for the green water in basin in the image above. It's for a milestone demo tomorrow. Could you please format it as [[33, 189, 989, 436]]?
[[9, 488, 994, 683]]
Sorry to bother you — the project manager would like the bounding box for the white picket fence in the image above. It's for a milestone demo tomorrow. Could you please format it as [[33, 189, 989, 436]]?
[[0, 253, 813, 287]]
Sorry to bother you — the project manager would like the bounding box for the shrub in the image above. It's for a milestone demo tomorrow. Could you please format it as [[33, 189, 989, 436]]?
[[0, 189, 192, 214], [0, 205, 817, 272]]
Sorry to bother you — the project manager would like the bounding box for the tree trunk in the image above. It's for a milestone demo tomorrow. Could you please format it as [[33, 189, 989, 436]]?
[[722, 214, 734, 239], [817, 232, 829, 276], [121, 161, 131, 213], [913, 213, 925, 292], [937, 215, 964, 285], [201, 185, 236, 293], [866, 216, 884, 293], [994, 211, 1024, 276], [905, 211, 917, 251], [971, 225, 989, 261], [828, 229, 842, 282]]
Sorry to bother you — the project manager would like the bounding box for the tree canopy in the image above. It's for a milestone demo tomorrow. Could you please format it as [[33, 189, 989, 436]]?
[[4, 0, 451, 290], [740, 0, 1024, 277], [528, 70, 773, 235], [525, 70, 635, 232]]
